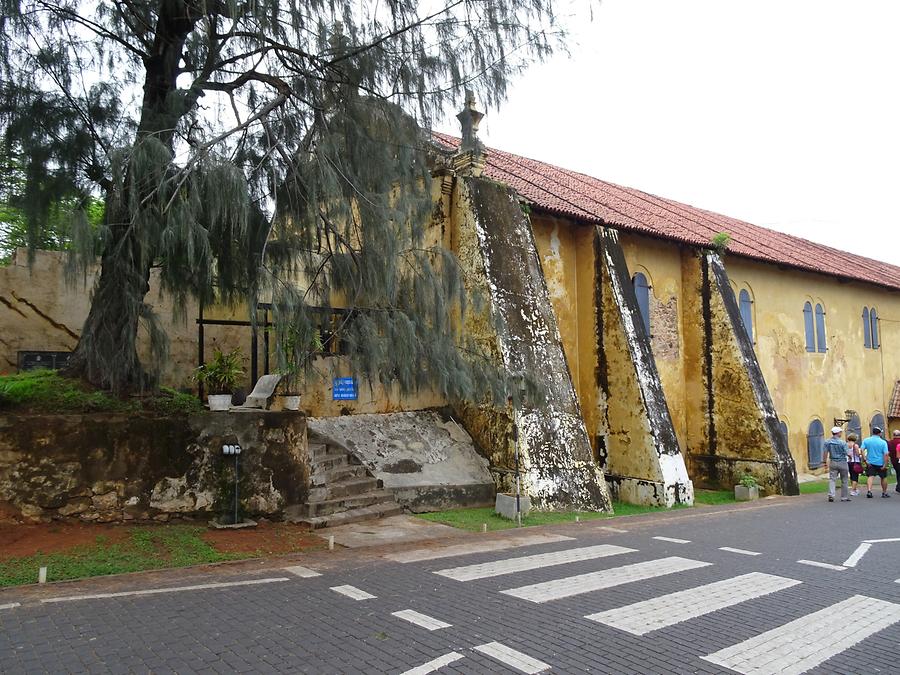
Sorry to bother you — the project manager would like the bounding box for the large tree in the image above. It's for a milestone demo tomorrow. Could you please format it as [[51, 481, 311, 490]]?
[[0, 0, 565, 395]]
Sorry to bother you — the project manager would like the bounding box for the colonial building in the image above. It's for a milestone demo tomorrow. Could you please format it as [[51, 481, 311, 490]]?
[[3, 105, 898, 512]]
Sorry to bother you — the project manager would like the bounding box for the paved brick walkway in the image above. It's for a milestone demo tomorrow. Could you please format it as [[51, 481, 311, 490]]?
[[2, 495, 900, 674]]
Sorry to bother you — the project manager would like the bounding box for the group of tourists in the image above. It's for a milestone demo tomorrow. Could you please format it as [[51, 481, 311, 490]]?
[[823, 426, 900, 501]]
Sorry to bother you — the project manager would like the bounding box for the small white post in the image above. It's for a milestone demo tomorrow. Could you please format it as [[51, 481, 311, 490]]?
[[38, 566, 47, 584], [482, 523, 487, 533], [328, 535, 334, 550]]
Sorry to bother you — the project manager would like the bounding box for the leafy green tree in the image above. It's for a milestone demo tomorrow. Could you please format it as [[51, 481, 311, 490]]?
[[1, 0, 567, 395]]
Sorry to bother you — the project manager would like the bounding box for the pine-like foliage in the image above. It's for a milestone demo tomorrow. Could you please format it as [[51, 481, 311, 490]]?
[[0, 0, 566, 397]]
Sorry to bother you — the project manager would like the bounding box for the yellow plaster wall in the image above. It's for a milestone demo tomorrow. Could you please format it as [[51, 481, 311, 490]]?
[[616, 233, 688, 449], [722, 257, 900, 469], [530, 215, 604, 451]]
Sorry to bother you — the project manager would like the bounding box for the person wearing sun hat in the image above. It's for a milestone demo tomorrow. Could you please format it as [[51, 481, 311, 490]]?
[[823, 426, 850, 502], [862, 426, 890, 498]]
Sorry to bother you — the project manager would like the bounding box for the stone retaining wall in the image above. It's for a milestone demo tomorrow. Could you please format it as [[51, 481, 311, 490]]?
[[0, 411, 309, 523]]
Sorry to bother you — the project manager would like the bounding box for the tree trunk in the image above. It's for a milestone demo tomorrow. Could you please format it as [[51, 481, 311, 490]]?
[[65, 3, 199, 393]]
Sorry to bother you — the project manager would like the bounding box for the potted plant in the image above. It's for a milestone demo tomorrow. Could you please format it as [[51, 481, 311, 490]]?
[[194, 347, 244, 411], [277, 328, 324, 411], [734, 473, 759, 501]]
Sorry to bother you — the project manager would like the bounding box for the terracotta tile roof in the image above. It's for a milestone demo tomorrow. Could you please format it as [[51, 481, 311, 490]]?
[[434, 133, 900, 292], [890, 381, 900, 418]]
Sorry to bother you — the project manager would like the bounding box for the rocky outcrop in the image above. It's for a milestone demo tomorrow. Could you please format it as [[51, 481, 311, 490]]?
[[0, 411, 309, 523]]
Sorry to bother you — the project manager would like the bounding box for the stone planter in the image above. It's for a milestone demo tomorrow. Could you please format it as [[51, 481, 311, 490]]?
[[282, 395, 301, 411], [207, 394, 232, 411], [734, 485, 759, 501], [495, 492, 531, 520]]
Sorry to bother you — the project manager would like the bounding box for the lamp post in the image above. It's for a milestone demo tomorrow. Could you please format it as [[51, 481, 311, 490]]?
[[222, 443, 242, 524]]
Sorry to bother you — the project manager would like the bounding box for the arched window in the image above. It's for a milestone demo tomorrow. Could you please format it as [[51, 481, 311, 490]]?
[[814, 303, 827, 352], [870, 413, 886, 435], [803, 302, 815, 352], [739, 289, 753, 342], [863, 307, 871, 348], [632, 272, 651, 336], [848, 413, 862, 441], [807, 419, 825, 469], [871, 308, 880, 349]]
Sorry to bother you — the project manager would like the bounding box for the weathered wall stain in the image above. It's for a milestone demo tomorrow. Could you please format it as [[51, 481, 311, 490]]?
[[452, 176, 611, 511], [684, 252, 799, 494], [0, 411, 310, 522], [596, 227, 693, 507]]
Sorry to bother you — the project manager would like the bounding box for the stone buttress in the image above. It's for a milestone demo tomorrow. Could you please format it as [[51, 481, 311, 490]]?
[[595, 227, 694, 506], [450, 175, 612, 511], [682, 251, 799, 495]]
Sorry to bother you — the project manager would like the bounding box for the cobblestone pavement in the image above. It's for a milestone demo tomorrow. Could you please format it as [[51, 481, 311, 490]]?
[[2, 493, 900, 674]]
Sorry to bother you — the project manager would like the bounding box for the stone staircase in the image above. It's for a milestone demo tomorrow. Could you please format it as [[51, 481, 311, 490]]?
[[286, 439, 402, 529]]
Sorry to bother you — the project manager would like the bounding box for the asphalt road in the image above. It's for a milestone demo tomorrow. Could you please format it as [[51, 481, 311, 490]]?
[[2, 491, 900, 674]]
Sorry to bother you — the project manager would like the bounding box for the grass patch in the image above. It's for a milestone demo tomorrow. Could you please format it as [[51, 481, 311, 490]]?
[[0, 369, 130, 413], [693, 489, 736, 505], [0, 370, 203, 415], [0, 526, 248, 587], [416, 501, 688, 532], [799, 472, 896, 495]]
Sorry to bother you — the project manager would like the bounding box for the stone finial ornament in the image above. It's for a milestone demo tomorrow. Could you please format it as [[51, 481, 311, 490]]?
[[453, 89, 487, 176]]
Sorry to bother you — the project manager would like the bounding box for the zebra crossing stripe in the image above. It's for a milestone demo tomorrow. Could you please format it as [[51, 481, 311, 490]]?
[[385, 533, 574, 563], [653, 536, 690, 544], [391, 609, 452, 631], [702, 595, 900, 674], [719, 547, 761, 556], [473, 642, 550, 674], [329, 585, 376, 600], [400, 652, 464, 674], [283, 566, 321, 578], [586, 572, 800, 635], [501, 556, 711, 603], [435, 544, 636, 581]]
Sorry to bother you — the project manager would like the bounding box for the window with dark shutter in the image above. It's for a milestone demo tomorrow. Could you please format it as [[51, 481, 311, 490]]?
[[814, 304, 826, 352], [807, 419, 825, 469], [632, 272, 651, 336], [803, 302, 815, 352], [871, 308, 880, 349], [863, 307, 871, 348], [739, 289, 753, 342]]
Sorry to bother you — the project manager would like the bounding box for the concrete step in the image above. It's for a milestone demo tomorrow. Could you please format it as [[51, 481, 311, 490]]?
[[298, 501, 404, 530], [308, 489, 396, 518], [310, 464, 369, 487], [325, 476, 380, 500], [308, 442, 331, 461], [310, 452, 349, 473]]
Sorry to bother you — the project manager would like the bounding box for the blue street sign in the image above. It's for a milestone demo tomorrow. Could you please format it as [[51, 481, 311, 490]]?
[[332, 377, 358, 400]]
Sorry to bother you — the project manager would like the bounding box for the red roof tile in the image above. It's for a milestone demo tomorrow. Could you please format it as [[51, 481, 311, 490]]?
[[434, 133, 900, 292], [890, 381, 900, 418]]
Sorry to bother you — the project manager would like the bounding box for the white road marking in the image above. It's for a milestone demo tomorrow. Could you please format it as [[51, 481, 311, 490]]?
[[586, 572, 800, 635], [843, 542, 872, 568], [598, 526, 628, 533], [501, 556, 711, 603], [863, 537, 900, 543], [702, 595, 900, 675], [653, 536, 690, 544], [386, 533, 574, 563], [41, 577, 290, 604], [435, 544, 636, 581], [797, 559, 847, 571], [719, 547, 761, 556], [400, 652, 465, 675], [283, 565, 321, 578], [473, 641, 550, 674], [0, 602, 21, 611], [391, 609, 452, 631], [330, 585, 376, 601]]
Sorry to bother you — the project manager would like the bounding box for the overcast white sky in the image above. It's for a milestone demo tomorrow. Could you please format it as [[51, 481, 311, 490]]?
[[438, 0, 900, 265]]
